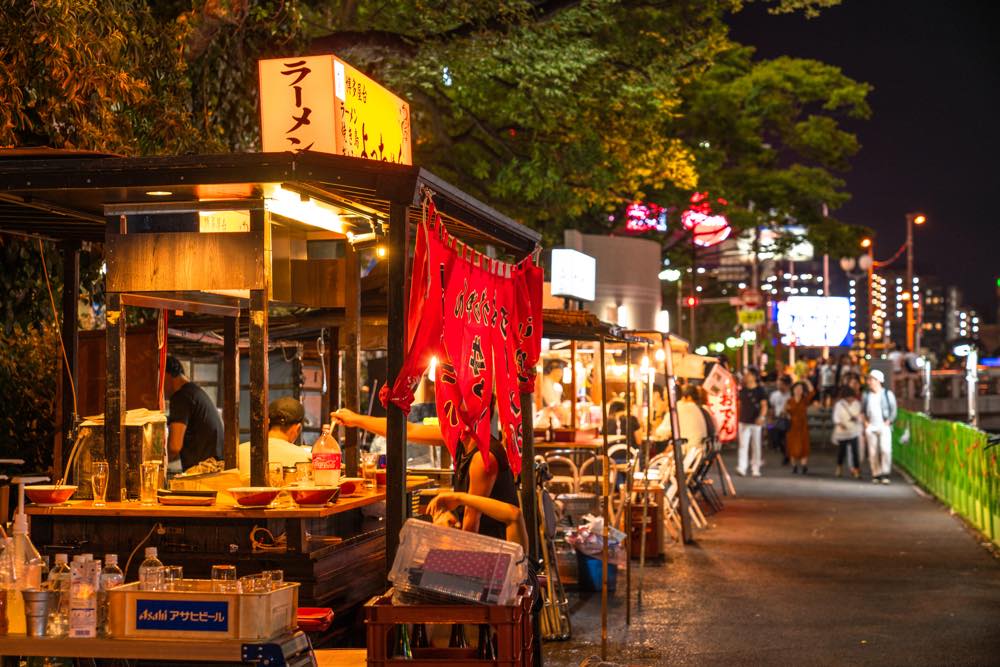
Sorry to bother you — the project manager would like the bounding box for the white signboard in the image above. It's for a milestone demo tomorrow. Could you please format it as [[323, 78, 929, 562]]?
[[776, 296, 852, 347], [550, 249, 596, 302]]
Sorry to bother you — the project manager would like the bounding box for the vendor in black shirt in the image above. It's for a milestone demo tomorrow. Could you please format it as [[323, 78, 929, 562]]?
[[165, 355, 224, 470]]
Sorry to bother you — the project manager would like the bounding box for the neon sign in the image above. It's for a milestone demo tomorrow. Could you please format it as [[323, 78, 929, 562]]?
[[681, 191, 731, 247], [624, 202, 668, 233]]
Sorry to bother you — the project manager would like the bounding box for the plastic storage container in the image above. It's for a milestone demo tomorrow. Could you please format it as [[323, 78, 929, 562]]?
[[389, 519, 526, 606], [575, 552, 617, 592], [107, 580, 298, 641]]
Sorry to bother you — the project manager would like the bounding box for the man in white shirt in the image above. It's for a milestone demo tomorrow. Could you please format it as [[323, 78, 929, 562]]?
[[539, 360, 565, 408], [238, 397, 312, 484], [653, 385, 709, 452], [863, 370, 897, 485]]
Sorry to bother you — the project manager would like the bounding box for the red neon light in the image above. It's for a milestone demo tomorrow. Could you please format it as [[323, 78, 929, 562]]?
[[682, 191, 731, 247]]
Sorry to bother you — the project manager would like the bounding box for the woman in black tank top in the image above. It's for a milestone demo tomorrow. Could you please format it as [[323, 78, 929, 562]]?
[[453, 438, 520, 539]]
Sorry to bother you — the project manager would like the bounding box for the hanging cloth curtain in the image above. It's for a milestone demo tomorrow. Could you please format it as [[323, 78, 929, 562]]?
[[381, 200, 542, 474]]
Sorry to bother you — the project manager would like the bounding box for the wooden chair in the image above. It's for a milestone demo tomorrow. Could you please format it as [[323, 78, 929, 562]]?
[[543, 454, 579, 495]]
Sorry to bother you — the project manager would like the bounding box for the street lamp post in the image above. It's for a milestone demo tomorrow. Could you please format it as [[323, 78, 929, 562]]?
[[906, 212, 926, 352], [861, 237, 874, 358]]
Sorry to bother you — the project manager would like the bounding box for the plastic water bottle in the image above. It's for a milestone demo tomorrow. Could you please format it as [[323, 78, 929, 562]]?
[[138, 547, 164, 591], [46, 553, 71, 637], [98, 554, 124, 637], [312, 424, 342, 487]]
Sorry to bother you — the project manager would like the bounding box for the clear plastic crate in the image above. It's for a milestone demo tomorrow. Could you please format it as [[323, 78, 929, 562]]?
[[388, 518, 527, 606]]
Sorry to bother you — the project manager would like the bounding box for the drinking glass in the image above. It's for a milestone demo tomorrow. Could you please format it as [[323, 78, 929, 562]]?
[[210, 564, 237, 593], [140, 461, 161, 505], [295, 461, 313, 487], [239, 573, 268, 593], [164, 565, 183, 590], [268, 463, 284, 488], [91, 461, 109, 507], [263, 569, 284, 590], [361, 452, 377, 490]]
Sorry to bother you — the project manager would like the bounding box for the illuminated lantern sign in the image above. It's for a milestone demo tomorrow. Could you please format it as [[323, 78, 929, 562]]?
[[259, 54, 412, 165], [681, 191, 731, 247], [624, 202, 668, 233]]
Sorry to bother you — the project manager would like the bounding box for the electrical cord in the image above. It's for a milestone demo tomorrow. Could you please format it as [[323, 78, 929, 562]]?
[[38, 238, 78, 417], [124, 522, 165, 581]]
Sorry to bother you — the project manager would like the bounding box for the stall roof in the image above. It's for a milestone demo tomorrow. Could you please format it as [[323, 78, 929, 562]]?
[[541, 308, 636, 343], [0, 150, 540, 254]]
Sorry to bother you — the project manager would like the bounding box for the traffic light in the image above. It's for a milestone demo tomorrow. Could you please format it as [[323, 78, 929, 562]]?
[[686, 296, 698, 308]]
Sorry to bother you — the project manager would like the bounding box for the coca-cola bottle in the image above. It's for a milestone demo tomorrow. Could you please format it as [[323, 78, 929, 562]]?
[[312, 424, 342, 487]]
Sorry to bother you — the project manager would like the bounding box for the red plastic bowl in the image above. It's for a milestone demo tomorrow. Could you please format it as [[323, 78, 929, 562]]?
[[25, 485, 77, 506], [228, 487, 281, 507], [288, 486, 339, 507], [338, 478, 365, 496]]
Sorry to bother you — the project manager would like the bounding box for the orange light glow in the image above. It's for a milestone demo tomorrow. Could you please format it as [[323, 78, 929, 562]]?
[[913, 214, 927, 225], [860, 238, 872, 248]]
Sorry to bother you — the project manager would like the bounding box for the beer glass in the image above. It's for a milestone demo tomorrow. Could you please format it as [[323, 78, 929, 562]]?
[[91, 461, 109, 507], [140, 461, 161, 505]]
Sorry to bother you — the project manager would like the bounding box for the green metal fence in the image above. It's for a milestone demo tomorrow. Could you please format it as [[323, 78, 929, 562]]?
[[894, 410, 1000, 546]]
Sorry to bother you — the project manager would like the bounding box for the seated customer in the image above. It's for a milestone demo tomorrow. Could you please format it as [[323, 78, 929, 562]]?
[[653, 385, 710, 452], [238, 397, 311, 483]]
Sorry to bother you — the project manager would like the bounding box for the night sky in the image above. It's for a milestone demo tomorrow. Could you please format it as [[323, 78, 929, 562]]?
[[728, 0, 1000, 320]]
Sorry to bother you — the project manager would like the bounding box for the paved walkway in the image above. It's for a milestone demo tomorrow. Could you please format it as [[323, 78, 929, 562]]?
[[543, 444, 1000, 666]]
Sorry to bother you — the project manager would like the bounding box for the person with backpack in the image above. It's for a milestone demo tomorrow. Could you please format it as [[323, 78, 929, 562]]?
[[862, 369, 898, 484]]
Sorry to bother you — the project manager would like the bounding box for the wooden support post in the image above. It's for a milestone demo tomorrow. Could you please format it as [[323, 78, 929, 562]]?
[[570, 340, 578, 431], [327, 327, 340, 418], [664, 337, 693, 543], [105, 292, 126, 501], [385, 202, 410, 574], [343, 244, 361, 477], [597, 335, 610, 662], [624, 341, 631, 625], [58, 240, 80, 479], [248, 208, 271, 487], [222, 314, 240, 468], [519, 390, 543, 667], [520, 393, 538, 562]]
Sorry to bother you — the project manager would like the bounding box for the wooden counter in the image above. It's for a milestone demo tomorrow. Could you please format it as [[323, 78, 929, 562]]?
[[26, 478, 436, 647], [25, 478, 431, 520], [0, 631, 313, 663]]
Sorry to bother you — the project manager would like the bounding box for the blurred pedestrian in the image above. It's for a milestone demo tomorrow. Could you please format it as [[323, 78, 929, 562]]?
[[819, 358, 836, 407], [863, 370, 897, 484], [768, 376, 792, 463], [736, 367, 768, 477], [786, 379, 816, 474], [831, 385, 863, 479]]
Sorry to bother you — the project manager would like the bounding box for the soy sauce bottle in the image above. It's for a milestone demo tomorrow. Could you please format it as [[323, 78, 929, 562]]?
[[448, 623, 468, 648], [476, 624, 497, 659], [411, 622, 430, 649], [393, 623, 412, 659]]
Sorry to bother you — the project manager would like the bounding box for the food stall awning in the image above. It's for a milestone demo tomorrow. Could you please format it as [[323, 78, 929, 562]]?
[[0, 150, 540, 253]]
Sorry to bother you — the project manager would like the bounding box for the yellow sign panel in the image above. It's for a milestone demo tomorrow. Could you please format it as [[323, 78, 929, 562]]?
[[738, 309, 765, 327], [259, 54, 411, 165], [259, 55, 337, 154]]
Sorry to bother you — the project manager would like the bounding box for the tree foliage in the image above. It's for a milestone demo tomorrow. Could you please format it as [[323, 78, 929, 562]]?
[[660, 45, 872, 260]]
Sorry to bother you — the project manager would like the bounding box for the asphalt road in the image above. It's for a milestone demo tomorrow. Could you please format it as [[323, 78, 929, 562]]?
[[543, 444, 1000, 666]]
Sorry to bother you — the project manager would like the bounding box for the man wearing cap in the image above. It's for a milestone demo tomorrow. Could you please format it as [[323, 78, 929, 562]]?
[[237, 397, 311, 484], [863, 370, 897, 484], [165, 355, 224, 471]]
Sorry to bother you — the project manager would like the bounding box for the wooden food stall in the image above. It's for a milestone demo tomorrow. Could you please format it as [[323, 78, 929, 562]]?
[[0, 147, 540, 650]]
